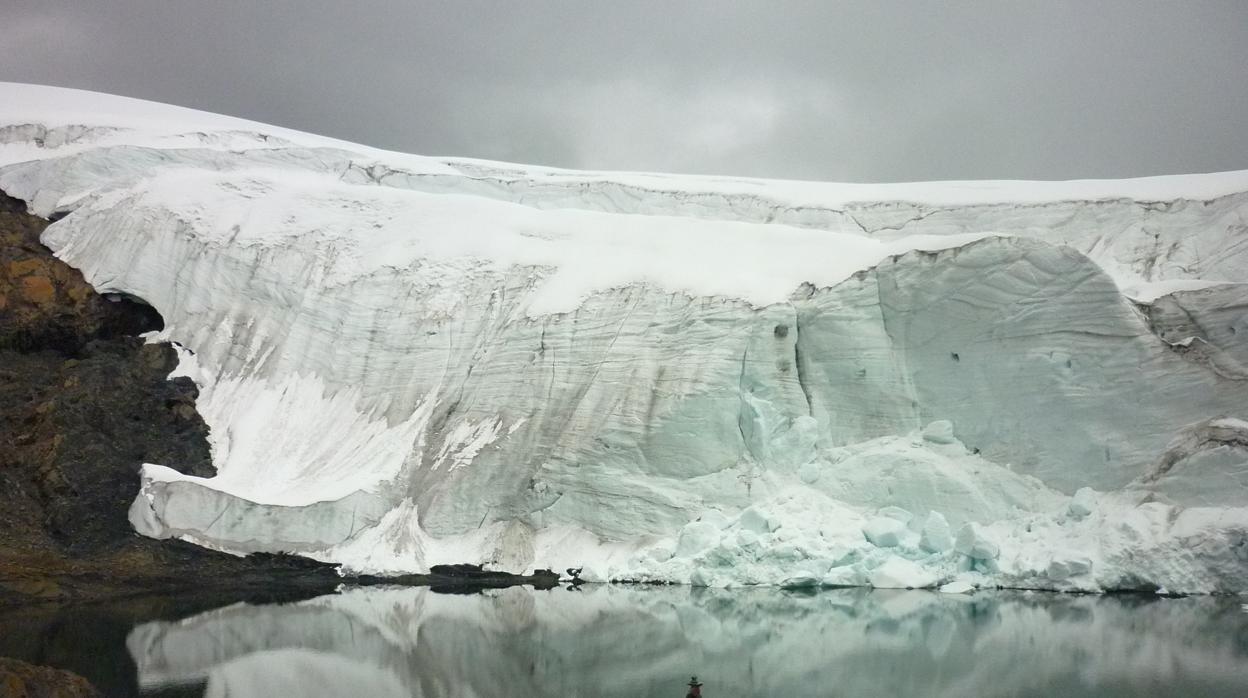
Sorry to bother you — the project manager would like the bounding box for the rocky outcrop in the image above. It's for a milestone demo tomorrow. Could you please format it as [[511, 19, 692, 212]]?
[[0, 193, 161, 354], [0, 191, 340, 605], [0, 657, 100, 698]]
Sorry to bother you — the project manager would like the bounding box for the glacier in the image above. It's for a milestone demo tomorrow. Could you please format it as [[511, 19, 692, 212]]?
[[2, 82, 1246, 593]]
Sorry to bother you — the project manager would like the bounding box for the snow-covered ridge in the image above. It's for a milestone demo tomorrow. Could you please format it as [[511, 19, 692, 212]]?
[[2, 83, 1246, 593], [6, 82, 1248, 211]]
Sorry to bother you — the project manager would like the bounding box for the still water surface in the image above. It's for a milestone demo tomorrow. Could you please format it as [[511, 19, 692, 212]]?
[[2, 585, 1247, 697]]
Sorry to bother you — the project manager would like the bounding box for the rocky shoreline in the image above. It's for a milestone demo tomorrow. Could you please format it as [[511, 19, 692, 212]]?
[[1, 191, 561, 615], [0, 190, 351, 609], [0, 657, 100, 697]]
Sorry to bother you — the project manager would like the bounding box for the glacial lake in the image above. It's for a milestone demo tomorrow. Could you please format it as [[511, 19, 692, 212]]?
[[2, 585, 1247, 697]]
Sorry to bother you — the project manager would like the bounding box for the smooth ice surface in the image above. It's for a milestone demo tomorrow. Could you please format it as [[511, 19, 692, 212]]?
[[111, 586, 1248, 697], [7, 586, 1248, 698], [2, 84, 1247, 592]]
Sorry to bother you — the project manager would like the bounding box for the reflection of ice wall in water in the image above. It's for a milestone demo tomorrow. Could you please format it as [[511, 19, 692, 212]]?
[[3, 83, 1248, 592], [126, 586, 1248, 698]]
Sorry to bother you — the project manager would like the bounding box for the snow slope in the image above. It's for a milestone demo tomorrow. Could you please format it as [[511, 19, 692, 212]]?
[[2, 83, 1246, 592]]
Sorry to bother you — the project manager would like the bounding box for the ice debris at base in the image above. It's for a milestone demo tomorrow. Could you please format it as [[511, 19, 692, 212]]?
[[2, 83, 1247, 593], [869, 557, 939, 590], [954, 523, 1001, 562], [919, 512, 954, 553], [938, 580, 977, 595], [922, 420, 958, 445], [1068, 487, 1098, 520], [863, 517, 910, 548]]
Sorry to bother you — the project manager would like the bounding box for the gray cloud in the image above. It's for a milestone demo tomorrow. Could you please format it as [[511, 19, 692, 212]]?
[[2, 1, 1246, 181]]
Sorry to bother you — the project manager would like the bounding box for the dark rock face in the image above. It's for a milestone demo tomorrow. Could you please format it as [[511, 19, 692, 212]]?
[[0, 193, 162, 355], [1, 188, 210, 559], [2, 341, 213, 554], [0, 190, 553, 608], [0, 191, 340, 606], [0, 657, 101, 697]]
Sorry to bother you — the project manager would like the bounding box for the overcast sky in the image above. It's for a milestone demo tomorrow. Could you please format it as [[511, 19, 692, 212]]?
[[2, 1, 1246, 182]]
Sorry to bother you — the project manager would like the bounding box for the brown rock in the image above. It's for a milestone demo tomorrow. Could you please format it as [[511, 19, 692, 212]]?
[[0, 658, 101, 697], [8, 258, 45, 277], [64, 284, 89, 303], [19, 275, 55, 305], [0, 189, 342, 607]]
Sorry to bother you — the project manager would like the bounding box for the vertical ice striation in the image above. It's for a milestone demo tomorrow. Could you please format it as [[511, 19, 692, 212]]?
[[2, 83, 1246, 591]]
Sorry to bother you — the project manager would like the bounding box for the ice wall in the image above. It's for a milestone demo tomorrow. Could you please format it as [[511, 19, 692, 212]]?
[[2, 83, 1245, 592]]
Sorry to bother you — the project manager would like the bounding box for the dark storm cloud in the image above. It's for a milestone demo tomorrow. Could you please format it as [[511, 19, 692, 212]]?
[[2, 1, 1246, 181]]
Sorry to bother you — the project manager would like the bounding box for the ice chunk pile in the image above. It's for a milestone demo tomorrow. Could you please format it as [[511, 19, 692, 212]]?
[[602, 440, 1248, 593], [2, 83, 1246, 593]]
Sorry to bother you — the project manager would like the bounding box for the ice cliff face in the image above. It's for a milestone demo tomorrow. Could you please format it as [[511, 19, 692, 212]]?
[[2, 83, 1246, 592]]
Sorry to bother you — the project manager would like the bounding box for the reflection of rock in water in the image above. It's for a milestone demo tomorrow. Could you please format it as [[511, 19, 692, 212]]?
[[127, 586, 1248, 698]]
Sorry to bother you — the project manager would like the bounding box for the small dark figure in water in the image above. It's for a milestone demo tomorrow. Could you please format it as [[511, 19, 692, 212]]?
[[686, 676, 703, 697]]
